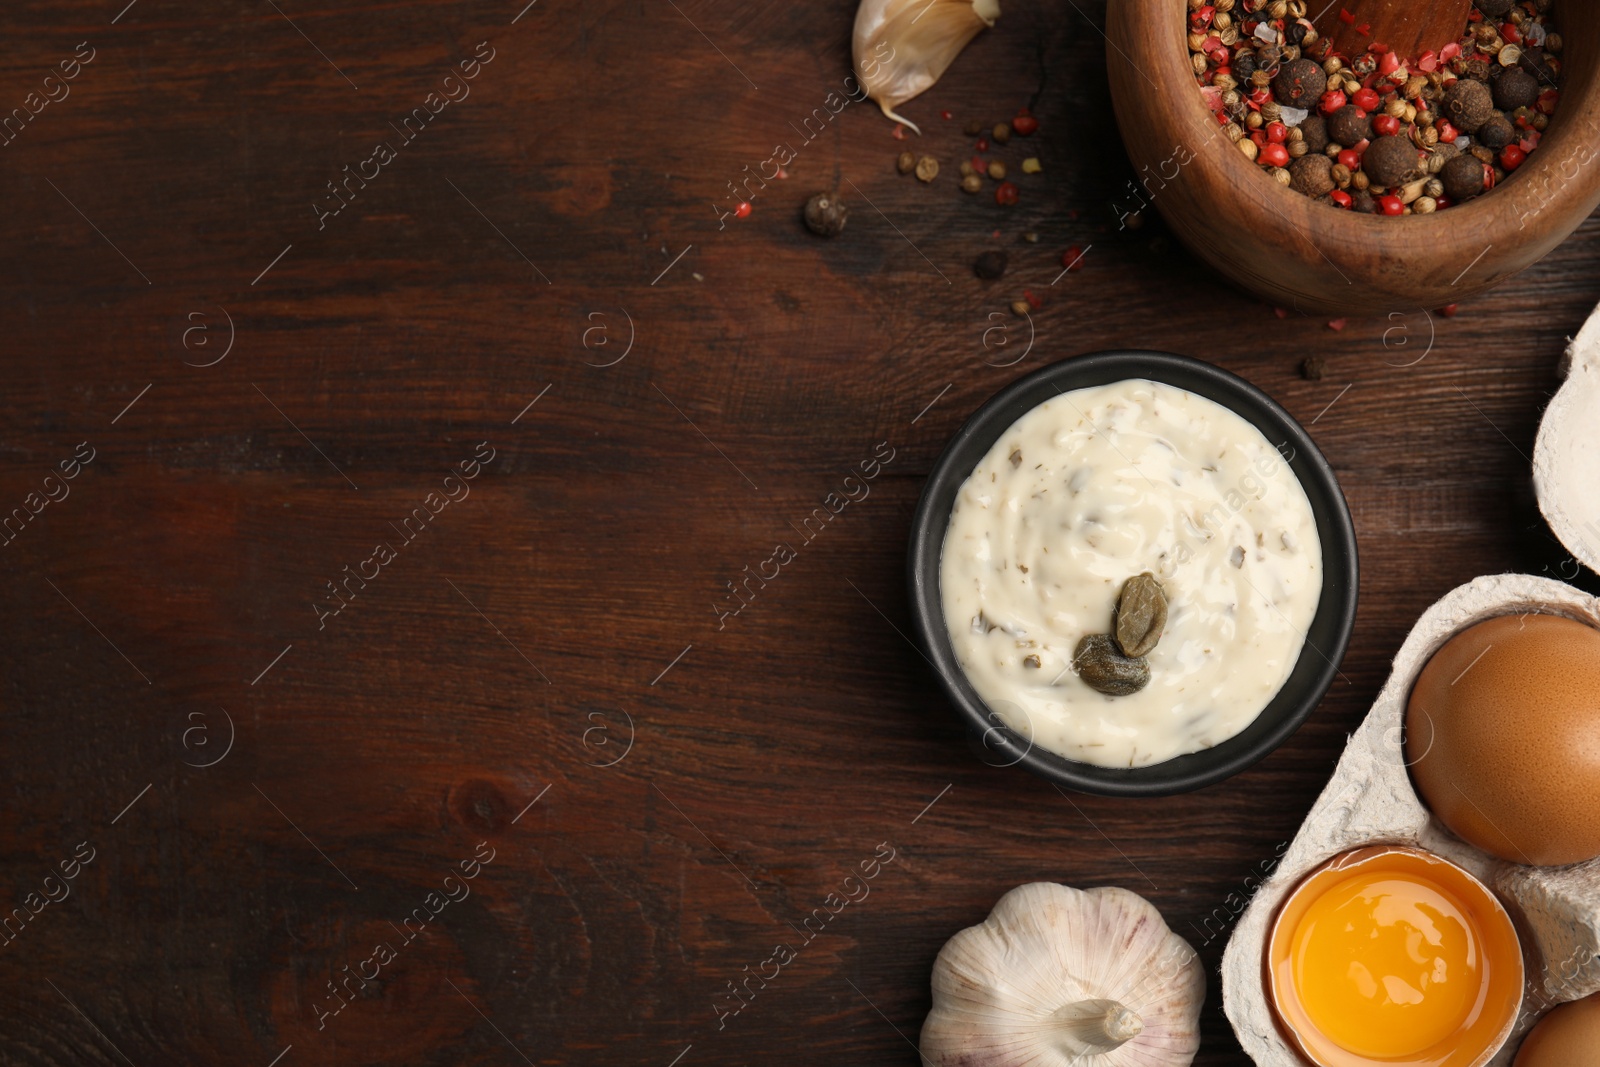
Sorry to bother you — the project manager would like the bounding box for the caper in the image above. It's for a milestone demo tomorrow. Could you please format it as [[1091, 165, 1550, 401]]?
[[1113, 572, 1168, 658], [1073, 634, 1151, 696]]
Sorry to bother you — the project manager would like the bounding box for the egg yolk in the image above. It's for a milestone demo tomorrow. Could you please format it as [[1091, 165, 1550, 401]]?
[[1289, 871, 1484, 1059]]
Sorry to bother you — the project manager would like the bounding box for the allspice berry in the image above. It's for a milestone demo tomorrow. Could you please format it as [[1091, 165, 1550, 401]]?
[[1443, 79, 1495, 134], [1299, 114, 1330, 154], [1362, 135, 1422, 188], [1271, 58, 1327, 108], [1473, 0, 1513, 16], [1476, 112, 1516, 151], [1441, 152, 1488, 201], [896, 150, 916, 175], [802, 192, 847, 237], [1351, 188, 1377, 214], [1492, 66, 1540, 111], [992, 122, 1012, 144], [973, 250, 1008, 280], [1519, 47, 1556, 84], [1327, 104, 1373, 147], [1289, 153, 1335, 197]]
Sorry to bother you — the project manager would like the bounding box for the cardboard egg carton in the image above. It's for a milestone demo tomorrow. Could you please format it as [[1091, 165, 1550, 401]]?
[[1221, 573, 1600, 1066]]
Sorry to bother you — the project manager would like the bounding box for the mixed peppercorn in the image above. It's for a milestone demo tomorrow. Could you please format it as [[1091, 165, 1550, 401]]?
[[1189, 0, 1562, 214], [893, 105, 1042, 207]]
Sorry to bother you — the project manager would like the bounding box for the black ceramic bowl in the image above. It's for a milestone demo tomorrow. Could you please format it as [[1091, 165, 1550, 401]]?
[[907, 351, 1359, 796]]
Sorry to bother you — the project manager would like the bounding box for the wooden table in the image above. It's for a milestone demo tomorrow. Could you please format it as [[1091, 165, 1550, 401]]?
[[2, 1, 1596, 1064]]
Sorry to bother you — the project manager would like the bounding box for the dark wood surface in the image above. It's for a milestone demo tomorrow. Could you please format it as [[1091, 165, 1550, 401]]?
[[1, 2, 1597, 1065]]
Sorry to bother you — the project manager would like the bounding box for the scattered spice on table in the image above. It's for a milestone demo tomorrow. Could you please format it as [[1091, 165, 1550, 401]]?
[[973, 249, 1008, 279], [1301, 354, 1326, 379], [1189, 0, 1562, 214], [803, 192, 849, 237], [888, 104, 1042, 206]]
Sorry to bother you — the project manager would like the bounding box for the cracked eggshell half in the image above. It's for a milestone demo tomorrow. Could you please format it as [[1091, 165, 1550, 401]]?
[[1535, 301, 1600, 575], [1220, 575, 1600, 1067]]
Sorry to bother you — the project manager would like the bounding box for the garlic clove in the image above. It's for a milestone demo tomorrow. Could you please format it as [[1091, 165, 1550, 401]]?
[[852, 0, 1001, 133], [920, 882, 1204, 1066]]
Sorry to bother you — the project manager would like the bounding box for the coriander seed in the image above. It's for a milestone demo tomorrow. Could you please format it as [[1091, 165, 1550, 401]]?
[[987, 160, 1007, 180], [915, 155, 939, 182], [896, 151, 916, 174]]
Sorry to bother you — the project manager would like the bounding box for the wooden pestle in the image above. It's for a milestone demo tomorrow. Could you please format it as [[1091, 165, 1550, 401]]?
[[1312, 0, 1474, 60]]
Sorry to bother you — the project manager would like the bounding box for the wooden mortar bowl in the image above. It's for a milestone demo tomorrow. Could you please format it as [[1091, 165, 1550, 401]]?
[[1106, 1, 1600, 315]]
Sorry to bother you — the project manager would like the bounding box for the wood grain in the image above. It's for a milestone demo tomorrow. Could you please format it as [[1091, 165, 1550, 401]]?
[[0, 1, 1596, 1065]]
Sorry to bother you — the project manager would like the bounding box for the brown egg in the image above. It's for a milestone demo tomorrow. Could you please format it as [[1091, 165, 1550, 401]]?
[[1406, 613, 1600, 866], [1514, 993, 1600, 1066]]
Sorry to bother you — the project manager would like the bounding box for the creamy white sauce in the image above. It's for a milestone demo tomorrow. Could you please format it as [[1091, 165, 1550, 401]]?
[[939, 379, 1322, 768]]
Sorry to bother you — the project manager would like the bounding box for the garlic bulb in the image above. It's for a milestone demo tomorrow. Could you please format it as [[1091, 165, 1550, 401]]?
[[920, 883, 1204, 1066], [852, 0, 1000, 133]]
